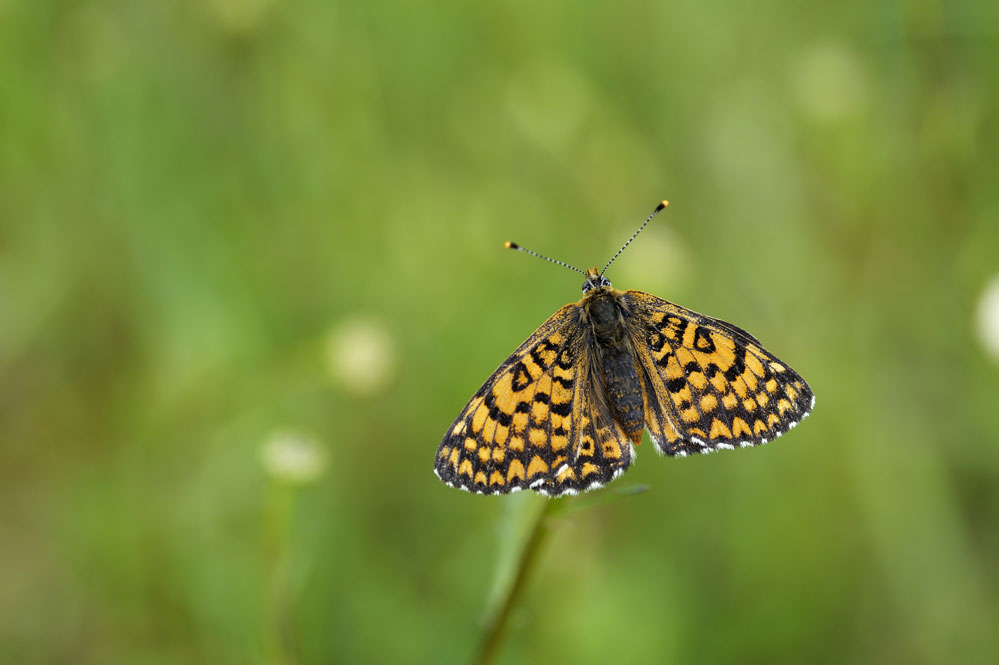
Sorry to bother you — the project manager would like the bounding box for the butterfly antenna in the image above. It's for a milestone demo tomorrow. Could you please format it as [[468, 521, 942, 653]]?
[[600, 200, 669, 276], [504, 241, 587, 276]]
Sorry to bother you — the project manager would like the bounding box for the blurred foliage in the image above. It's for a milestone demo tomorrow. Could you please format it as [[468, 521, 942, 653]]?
[[1, 1, 998, 664]]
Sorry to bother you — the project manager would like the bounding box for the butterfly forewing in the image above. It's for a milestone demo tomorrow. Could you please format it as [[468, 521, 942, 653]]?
[[434, 305, 632, 496], [622, 291, 814, 457]]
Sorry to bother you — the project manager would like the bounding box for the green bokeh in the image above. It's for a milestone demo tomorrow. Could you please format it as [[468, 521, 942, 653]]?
[[1, 1, 997, 664]]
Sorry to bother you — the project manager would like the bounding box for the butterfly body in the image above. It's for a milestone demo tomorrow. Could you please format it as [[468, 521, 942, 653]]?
[[434, 207, 814, 497], [579, 277, 646, 446]]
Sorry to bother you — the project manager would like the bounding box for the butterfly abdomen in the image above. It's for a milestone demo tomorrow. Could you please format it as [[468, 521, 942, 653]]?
[[584, 290, 645, 445]]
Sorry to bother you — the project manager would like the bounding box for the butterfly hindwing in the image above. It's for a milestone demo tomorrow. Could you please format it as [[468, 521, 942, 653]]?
[[623, 290, 814, 456], [434, 304, 632, 496], [566, 372, 634, 494]]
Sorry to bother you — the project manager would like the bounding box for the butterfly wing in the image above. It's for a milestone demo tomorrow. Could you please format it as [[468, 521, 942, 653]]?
[[434, 304, 633, 496], [622, 290, 814, 456]]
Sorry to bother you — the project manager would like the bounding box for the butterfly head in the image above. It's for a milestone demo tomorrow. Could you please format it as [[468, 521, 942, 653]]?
[[582, 267, 612, 293]]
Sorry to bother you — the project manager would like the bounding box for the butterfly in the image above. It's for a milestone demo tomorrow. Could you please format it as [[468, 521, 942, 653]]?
[[434, 201, 814, 497]]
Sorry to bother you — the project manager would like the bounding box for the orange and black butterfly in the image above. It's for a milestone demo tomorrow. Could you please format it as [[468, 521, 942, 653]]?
[[434, 201, 814, 496]]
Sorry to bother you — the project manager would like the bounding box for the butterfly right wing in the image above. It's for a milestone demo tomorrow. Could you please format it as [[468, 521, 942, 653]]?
[[434, 303, 633, 496], [622, 290, 814, 457]]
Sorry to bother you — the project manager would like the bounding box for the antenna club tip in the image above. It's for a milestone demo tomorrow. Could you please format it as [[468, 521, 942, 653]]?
[[658, 200, 670, 210], [504, 241, 518, 249]]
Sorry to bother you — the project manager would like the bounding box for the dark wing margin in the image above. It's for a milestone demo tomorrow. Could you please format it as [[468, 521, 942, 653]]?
[[623, 290, 814, 457]]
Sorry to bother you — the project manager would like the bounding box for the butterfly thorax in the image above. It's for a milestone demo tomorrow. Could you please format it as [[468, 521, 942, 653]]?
[[581, 288, 626, 343], [580, 285, 646, 446]]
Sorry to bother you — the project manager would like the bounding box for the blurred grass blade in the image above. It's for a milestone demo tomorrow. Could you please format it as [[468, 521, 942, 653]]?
[[475, 497, 566, 665]]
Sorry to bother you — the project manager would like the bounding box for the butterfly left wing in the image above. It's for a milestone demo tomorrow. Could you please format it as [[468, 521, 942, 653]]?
[[434, 304, 633, 496], [622, 290, 814, 456]]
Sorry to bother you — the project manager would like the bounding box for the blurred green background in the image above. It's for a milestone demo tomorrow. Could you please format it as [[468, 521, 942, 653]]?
[[2, 1, 998, 663]]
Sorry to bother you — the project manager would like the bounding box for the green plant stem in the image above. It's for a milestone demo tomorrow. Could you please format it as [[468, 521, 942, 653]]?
[[263, 482, 298, 665], [474, 498, 562, 665]]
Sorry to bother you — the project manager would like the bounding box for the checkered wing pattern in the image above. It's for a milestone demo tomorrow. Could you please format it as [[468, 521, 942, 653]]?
[[434, 304, 632, 496], [623, 291, 814, 457]]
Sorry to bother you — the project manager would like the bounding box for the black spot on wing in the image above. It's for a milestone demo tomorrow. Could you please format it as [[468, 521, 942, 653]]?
[[511, 362, 532, 391], [556, 349, 575, 370], [693, 326, 715, 352], [553, 375, 573, 390], [529, 345, 549, 371], [491, 408, 512, 427], [665, 316, 688, 340], [551, 401, 572, 416], [723, 350, 747, 381], [665, 377, 686, 393], [648, 330, 666, 353]]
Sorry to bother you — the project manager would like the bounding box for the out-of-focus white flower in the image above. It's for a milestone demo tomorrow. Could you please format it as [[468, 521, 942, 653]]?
[[261, 430, 327, 484], [325, 317, 395, 396], [975, 275, 999, 364], [790, 43, 868, 123]]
